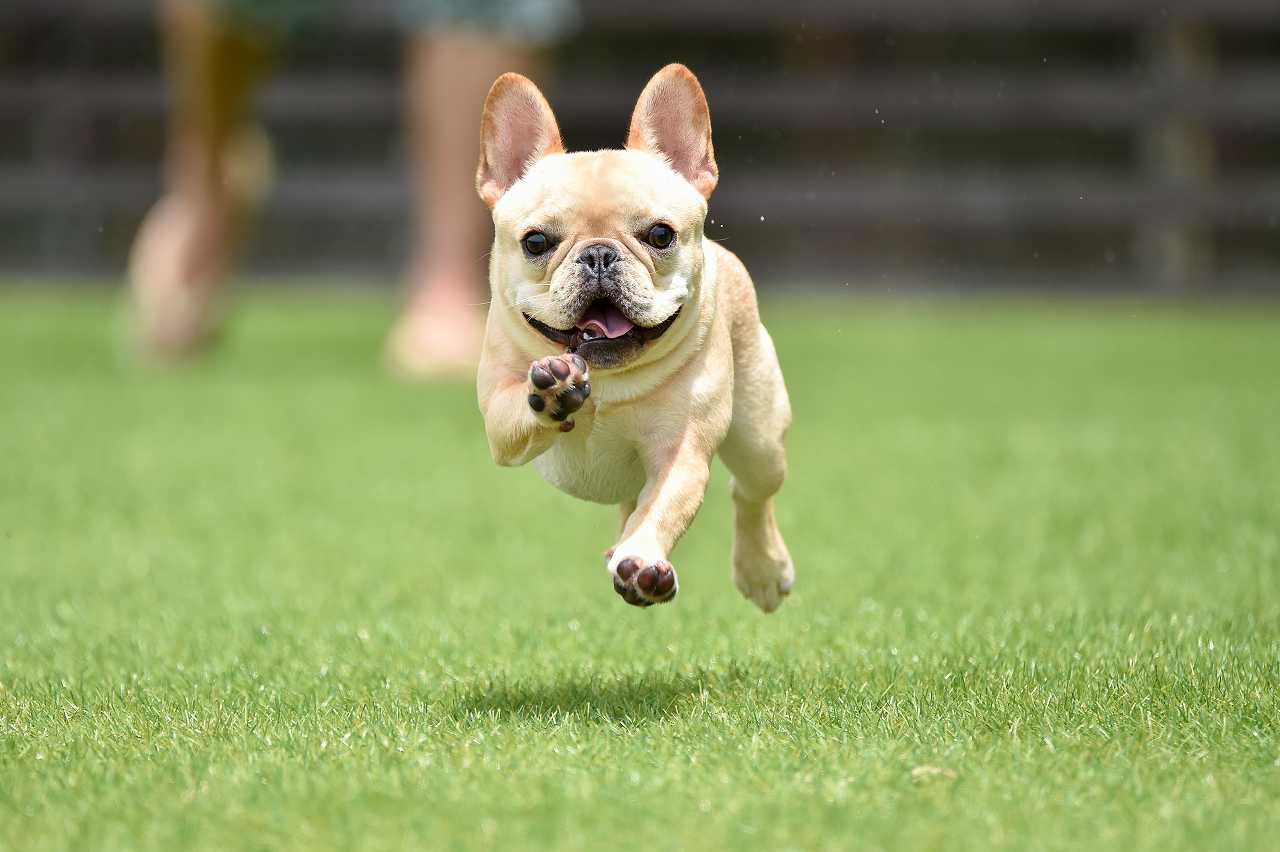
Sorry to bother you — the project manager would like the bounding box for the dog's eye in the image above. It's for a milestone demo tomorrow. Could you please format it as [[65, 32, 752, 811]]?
[[645, 223, 675, 249], [522, 231, 551, 256]]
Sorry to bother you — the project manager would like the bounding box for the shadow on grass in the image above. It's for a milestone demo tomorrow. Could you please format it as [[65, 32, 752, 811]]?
[[449, 667, 749, 725]]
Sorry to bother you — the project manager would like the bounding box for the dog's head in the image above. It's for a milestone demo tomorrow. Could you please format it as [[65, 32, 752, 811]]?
[[476, 64, 718, 370]]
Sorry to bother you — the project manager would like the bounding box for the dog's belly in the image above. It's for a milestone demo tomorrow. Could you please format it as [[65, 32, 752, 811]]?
[[533, 425, 645, 505]]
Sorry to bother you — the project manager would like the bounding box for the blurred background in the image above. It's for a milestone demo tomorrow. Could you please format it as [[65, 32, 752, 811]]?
[[4, 8, 1280, 844], [4, 0, 1278, 298]]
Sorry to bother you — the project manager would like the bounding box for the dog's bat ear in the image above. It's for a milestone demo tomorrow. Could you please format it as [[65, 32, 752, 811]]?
[[476, 73, 564, 208], [626, 64, 718, 199]]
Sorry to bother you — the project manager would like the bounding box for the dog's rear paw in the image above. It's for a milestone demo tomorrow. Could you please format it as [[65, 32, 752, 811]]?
[[608, 554, 678, 607], [733, 558, 794, 613]]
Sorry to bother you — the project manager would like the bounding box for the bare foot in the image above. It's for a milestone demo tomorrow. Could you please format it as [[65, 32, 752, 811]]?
[[384, 290, 484, 379], [129, 195, 225, 358], [128, 127, 272, 360]]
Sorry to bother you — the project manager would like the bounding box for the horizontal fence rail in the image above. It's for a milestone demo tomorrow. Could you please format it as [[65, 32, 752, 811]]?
[[2, 0, 1278, 289]]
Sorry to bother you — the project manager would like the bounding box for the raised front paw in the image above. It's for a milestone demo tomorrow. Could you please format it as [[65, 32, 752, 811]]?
[[527, 353, 590, 431], [607, 550, 678, 607]]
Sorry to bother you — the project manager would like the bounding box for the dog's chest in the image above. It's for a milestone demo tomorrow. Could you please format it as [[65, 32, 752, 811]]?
[[532, 410, 645, 505]]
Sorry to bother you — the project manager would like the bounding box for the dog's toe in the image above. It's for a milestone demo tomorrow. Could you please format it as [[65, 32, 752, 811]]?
[[636, 560, 676, 597], [613, 572, 652, 607], [609, 555, 677, 606]]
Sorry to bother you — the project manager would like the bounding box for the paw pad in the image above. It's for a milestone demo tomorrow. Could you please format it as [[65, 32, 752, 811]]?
[[610, 556, 678, 607], [527, 354, 589, 425]]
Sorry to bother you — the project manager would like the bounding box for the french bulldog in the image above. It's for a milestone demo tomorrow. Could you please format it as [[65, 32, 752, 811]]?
[[475, 64, 794, 612]]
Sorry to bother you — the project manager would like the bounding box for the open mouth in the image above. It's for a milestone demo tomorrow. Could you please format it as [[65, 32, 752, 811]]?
[[524, 298, 680, 367]]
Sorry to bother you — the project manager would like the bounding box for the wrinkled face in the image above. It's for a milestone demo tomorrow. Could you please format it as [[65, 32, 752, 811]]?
[[491, 150, 708, 369], [477, 64, 719, 368]]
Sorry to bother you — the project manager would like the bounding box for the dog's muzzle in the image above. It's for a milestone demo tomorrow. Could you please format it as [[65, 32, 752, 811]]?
[[524, 297, 681, 370]]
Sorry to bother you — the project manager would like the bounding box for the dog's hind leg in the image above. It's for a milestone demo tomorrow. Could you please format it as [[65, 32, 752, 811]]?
[[719, 321, 794, 613], [617, 500, 636, 539]]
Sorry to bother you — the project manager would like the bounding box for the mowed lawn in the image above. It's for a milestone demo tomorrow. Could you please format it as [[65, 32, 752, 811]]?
[[1, 284, 1278, 851]]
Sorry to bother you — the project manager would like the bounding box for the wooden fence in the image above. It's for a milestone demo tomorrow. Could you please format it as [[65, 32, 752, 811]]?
[[2, 0, 1278, 290]]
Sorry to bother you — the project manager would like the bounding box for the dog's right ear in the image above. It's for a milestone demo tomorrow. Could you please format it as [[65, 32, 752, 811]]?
[[476, 73, 564, 208]]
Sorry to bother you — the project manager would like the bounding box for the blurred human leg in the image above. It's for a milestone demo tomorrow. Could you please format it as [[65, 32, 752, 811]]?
[[129, 0, 274, 358], [386, 0, 578, 377], [385, 32, 539, 377]]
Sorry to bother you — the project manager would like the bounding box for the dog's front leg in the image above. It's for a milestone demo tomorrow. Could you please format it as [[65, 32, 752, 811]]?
[[607, 436, 713, 606], [479, 352, 590, 467]]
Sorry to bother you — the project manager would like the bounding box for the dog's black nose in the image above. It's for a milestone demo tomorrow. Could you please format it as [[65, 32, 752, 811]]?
[[577, 243, 620, 275]]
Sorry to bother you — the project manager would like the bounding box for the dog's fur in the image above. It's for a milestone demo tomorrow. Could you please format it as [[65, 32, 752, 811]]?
[[474, 64, 794, 611]]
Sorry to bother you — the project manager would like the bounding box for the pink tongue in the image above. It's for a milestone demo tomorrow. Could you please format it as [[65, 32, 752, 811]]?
[[576, 301, 635, 339]]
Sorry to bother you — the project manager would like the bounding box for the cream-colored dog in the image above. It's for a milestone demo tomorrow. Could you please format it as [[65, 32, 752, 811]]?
[[475, 64, 794, 612]]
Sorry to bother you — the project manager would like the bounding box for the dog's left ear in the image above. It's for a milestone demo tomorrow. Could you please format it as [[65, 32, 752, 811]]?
[[626, 64, 718, 199]]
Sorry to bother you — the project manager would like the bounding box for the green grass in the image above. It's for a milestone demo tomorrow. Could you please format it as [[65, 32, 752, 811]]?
[[2, 284, 1278, 851]]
